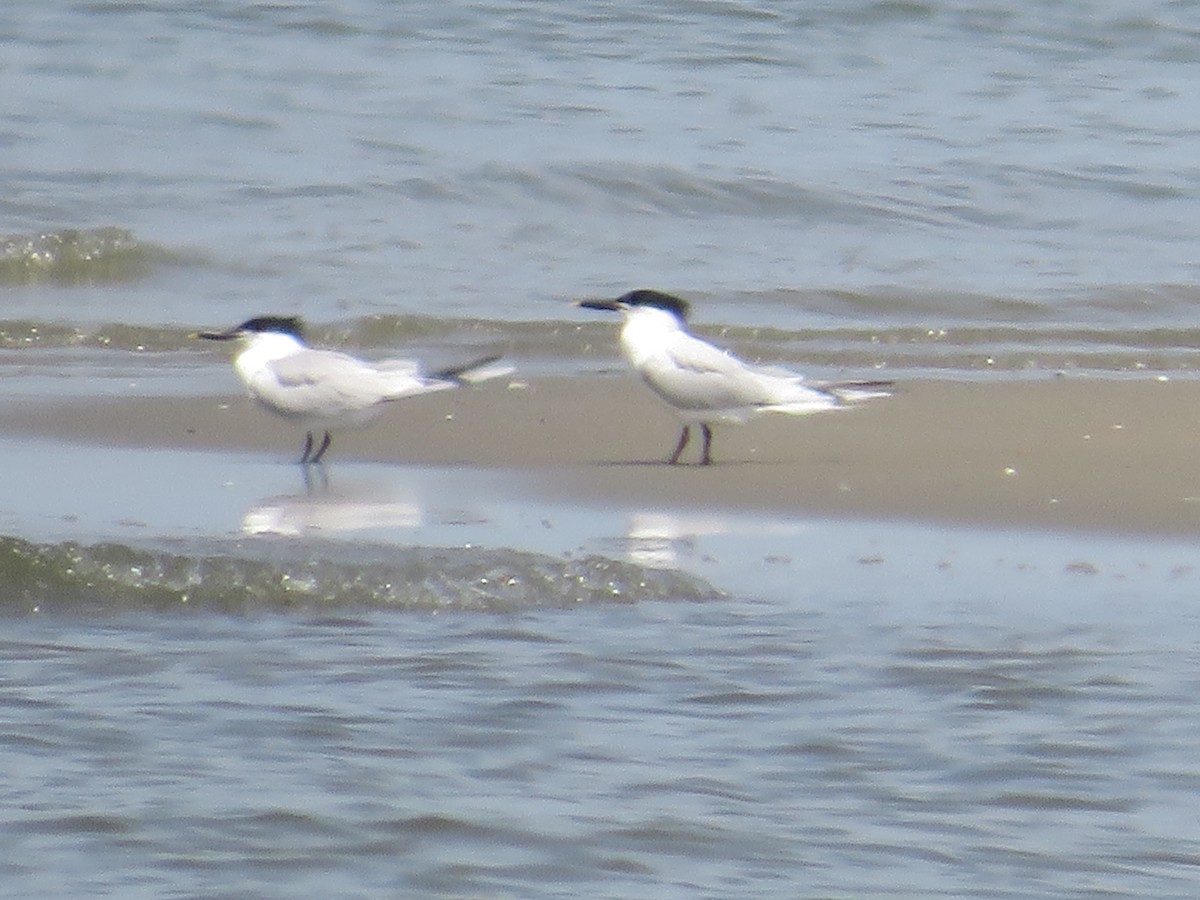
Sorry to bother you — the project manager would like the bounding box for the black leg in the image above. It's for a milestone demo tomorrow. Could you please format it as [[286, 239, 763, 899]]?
[[310, 431, 333, 464], [668, 426, 690, 465], [300, 431, 314, 464], [699, 424, 713, 466], [302, 461, 329, 494]]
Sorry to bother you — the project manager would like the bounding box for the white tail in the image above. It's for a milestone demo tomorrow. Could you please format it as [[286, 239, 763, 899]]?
[[824, 380, 895, 403], [431, 354, 515, 386]]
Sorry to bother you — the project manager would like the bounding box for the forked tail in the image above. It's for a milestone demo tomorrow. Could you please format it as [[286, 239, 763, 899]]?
[[430, 354, 515, 386], [823, 380, 895, 403]]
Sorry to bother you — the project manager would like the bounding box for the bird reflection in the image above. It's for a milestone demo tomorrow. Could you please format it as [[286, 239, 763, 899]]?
[[242, 477, 423, 537], [624, 512, 730, 568]]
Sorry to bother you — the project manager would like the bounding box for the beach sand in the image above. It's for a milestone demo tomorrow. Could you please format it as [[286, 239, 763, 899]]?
[[6, 376, 1199, 536]]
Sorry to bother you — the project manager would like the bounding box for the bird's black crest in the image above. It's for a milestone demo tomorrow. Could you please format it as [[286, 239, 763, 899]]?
[[617, 289, 691, 322], [237, 315, 305, 338]]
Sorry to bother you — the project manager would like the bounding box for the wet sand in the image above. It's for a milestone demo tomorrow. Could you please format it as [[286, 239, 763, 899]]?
[[6, 376, 1200, 535]]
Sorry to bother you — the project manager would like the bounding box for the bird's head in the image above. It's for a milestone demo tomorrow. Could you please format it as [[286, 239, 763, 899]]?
[[577, 289, 691, 325], [195, 315, 306, 344]]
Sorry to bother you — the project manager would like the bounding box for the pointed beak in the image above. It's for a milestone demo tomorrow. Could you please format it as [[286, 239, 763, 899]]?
[[576, 299, 623, 312], [193, 328, 237, 341]]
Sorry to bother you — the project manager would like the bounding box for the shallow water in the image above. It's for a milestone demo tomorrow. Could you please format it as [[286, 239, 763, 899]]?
[[3, 438, 1200, 895], [4, 537, 1200, 897], [5, 1, 1200, 377]]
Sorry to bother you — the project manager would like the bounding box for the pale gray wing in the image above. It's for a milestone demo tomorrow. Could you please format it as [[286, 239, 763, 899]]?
[[373, 357, 454, 400], [373, 358, 422, 379], [640, 331, 783, 411], [270, 349, 374, 386], [261, 349, 392, 416], [643, 331, 838, 415]]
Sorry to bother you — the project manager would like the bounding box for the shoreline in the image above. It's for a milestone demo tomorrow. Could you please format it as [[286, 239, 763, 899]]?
[[7, 375, 1200, 536]]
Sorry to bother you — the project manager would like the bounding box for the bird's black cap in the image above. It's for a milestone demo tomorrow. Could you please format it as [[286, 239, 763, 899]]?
[[197, 315, 305, 341], [615, 290, 691, 322], [578, 289, 691, 322]]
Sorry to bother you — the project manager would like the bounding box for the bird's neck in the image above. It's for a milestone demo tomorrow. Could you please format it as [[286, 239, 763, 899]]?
[[233, 332, 306, 380], [619, 308, 683, 368]]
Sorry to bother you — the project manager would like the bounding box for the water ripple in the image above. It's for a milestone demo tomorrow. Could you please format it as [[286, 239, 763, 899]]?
[[0, 228, 185, 285], [0, 535, 721, 616]]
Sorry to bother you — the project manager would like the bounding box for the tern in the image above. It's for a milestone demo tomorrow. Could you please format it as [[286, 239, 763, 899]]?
[[197, 315, 511, 464], [579, 289, 892, 465]]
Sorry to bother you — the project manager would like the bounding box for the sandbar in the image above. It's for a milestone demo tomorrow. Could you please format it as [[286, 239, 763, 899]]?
[[6, 376, 1200, 536]]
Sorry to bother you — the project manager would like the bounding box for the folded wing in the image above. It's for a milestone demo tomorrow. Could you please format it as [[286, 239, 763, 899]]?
[[263, 350, 446, 417], [644, 332, 839, 417]]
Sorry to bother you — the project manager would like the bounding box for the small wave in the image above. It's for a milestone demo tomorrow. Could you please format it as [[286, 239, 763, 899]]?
[[0, 314, 520, 354], [7, 306, 1200, 378], [0, 536, 720, 617], [460, 162, 906, 225], [7, 279, 1200, 376], [0, 227, 184, 286]]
